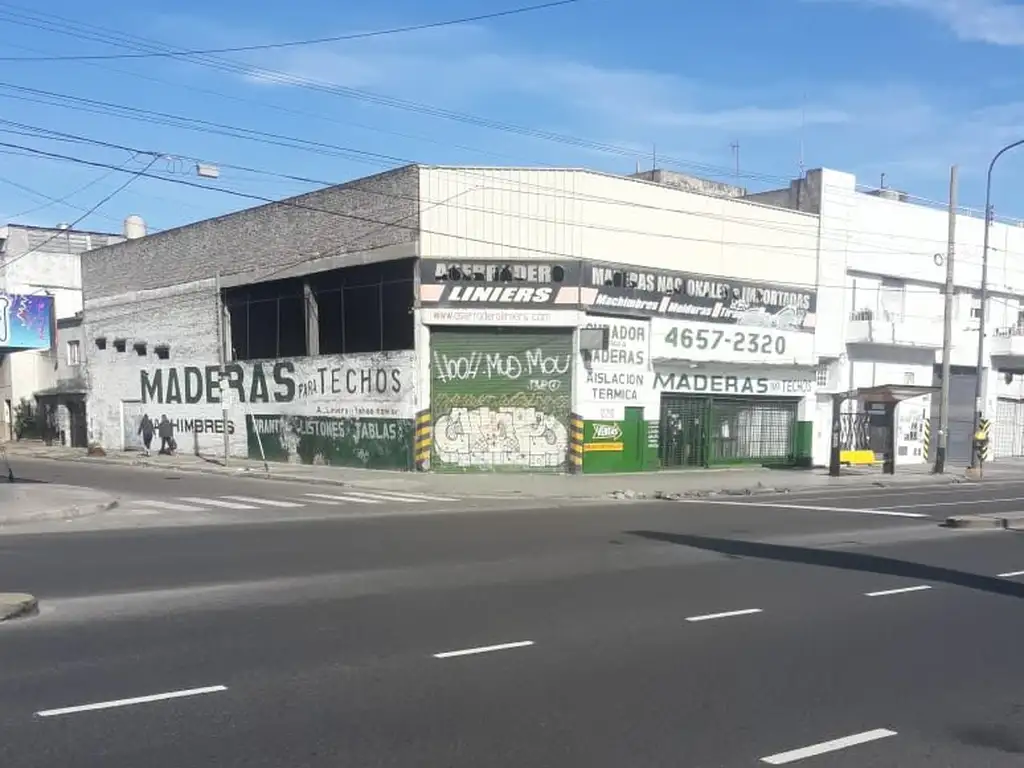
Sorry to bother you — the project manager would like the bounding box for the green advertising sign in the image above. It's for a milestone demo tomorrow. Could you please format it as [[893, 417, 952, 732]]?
[[246, 414, 413, 469]]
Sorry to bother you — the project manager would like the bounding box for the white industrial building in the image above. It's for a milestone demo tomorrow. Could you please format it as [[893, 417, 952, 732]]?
[[75, 162, 1024, 473], [751, 168, 1024, 467], [0, 223, 122, 441]]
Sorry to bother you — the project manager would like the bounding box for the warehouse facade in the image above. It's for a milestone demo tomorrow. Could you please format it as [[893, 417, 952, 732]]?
[[81, 164, 839, 472]]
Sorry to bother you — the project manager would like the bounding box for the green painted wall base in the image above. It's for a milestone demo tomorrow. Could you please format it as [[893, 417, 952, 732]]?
[[793, 420, 813, 468], [246, 414, 414, 469]]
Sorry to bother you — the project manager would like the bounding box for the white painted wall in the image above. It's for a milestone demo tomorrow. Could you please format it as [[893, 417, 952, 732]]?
[[84, 280, 418, 458], [418, 167, 822, 287]]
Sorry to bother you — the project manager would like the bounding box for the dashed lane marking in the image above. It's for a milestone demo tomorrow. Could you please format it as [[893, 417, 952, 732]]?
[[220, 495, 304, 508], [356, 490, 459, 502], [133, 499, 209, 512], [865, 585, 933, 597], [36, 685, 228, 718], [997, 570, 1024, 578], [685, 608, 763, 623], [433, 641, 535, 659], [303, 492, 382, 505], [691, 500, 929, 518], [760, 728, 897, 764], [339, 491, 429, 504], [178, 497, 258, 510]]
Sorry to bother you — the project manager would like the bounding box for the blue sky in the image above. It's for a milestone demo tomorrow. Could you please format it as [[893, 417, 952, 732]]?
[[2, 0, 1024, 234]]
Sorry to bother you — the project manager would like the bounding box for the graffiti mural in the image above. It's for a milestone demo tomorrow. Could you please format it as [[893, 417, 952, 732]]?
[[430, 330, 573, 471]]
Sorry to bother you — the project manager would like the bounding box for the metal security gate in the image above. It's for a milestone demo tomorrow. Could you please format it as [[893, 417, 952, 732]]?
[[659, 395, 798, 468], [994, 398, 1024, 458], [931, 366, 978, 465], [429, 327, 573, 472]]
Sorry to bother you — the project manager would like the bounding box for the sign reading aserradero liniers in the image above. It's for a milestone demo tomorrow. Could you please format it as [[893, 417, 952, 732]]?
[[417, 259, 816, 329], [418, 260, 583, 306]]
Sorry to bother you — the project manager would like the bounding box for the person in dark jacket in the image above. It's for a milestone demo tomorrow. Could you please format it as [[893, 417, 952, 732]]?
[[157, 415, 175, 455], [138, 414, 155, 456]]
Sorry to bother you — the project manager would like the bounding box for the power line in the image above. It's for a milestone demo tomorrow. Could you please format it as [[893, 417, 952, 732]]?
[[1, 114, 998, 261], [4, 138, 1006, 308], [0, 1, 583, 61], [0, 154, 160, 273], [0, 3, 796, 188]]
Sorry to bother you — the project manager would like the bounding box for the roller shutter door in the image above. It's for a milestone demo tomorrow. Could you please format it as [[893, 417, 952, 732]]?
[[430, 328, 573, 472]]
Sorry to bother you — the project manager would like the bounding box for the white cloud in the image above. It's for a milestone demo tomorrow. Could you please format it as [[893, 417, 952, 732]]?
[[828, 0, 1024, 46]]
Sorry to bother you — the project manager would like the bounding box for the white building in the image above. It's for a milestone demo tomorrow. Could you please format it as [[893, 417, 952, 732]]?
[[0, 223, 122, 440], [81, 165, 834, 473], [751, 168, 1024, 467]]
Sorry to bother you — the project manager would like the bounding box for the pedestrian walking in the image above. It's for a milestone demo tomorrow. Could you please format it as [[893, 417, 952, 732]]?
[[158, 415, 175, 455], [138, 414, 155, 456]]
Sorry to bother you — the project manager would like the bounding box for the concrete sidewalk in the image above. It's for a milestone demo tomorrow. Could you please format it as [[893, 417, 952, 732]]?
[[0, 481, 122, 526], [1, 441, 989, 500]]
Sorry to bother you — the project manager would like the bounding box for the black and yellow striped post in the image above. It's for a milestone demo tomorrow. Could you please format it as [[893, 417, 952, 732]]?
[[569, 413, 584, 474], [414, 410, 432, 471], [922, 419, 931, 462], [978, 418, 991, 463]]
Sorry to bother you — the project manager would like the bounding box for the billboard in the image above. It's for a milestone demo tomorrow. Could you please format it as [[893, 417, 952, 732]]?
[[0, 293, 54, 351]]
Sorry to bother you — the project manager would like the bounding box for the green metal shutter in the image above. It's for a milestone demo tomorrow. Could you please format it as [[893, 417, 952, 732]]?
[[430, 328, 573, 472]]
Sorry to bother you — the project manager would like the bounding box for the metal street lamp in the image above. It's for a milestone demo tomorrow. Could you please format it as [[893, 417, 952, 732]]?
[[971, 139, 1024, 467]]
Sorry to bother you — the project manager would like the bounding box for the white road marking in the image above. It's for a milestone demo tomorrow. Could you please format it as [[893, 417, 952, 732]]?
[[178, 497, 257, 510], [693, 500, 928, 518], [881, 495, 1024, 510], [341, 491, 428, 503], [685, 608, 763, 623], [760, 728, 897, 764], [433, 641, 534, 659], [133, 499, 208, 512], [220, 496, 304, 508], [36, 685, 228, 718], [998, 570, 1024, 578], [865, 585, 933, 597], [303, 492, 382, 505], [357, 490, 458, 502]]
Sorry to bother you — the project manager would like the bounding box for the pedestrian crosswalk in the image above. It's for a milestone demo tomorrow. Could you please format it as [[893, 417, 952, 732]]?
[[131, 489, 459, 514]]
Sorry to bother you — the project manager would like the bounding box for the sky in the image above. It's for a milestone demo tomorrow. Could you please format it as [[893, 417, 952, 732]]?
[[2, 0, 1024, 234]]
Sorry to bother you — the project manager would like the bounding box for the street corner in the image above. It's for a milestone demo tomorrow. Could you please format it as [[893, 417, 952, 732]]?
[[0, 593, 38, 621]]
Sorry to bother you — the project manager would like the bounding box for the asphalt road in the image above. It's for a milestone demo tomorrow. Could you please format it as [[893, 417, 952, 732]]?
[[3, 476, 1024, 765]]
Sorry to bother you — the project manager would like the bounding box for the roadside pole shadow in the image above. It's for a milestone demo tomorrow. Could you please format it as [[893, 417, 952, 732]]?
[[627, 530, 1024, 600]]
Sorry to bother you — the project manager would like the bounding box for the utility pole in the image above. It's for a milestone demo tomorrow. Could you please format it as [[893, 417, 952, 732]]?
[[934, 165, 957, 473], [215, 271, 229, 466]]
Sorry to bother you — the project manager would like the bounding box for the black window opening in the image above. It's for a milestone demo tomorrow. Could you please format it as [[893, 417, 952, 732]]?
[[226, 259, 415, 361]]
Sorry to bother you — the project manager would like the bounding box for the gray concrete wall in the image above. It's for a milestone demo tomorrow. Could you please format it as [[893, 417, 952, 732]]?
[[81, 165, 421, 301]]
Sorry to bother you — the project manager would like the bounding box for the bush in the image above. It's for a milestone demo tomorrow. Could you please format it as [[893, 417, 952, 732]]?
[[13, 398, 39, 441]]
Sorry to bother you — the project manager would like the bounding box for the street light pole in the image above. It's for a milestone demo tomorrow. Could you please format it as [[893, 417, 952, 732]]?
[[971, 139, 1024, 468]]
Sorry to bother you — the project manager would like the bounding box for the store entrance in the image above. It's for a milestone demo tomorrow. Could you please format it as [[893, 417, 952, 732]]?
[[659, 394, 799, 468]]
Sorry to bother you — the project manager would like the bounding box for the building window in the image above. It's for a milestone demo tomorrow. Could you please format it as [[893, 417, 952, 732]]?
[[816, 363, 830, 387], [67, 340, 81, 366]]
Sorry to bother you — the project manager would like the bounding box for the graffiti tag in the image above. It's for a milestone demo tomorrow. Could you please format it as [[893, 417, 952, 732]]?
[[433, 348, 571, 384]]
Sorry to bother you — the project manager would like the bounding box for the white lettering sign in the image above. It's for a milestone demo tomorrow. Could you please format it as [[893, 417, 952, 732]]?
[[653, 370, 815, 396], [650, 318, 815, 365]]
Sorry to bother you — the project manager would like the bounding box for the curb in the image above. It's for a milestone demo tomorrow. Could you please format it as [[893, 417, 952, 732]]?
[[0, 499, 120, 527], [0, 593, 38, 621]]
